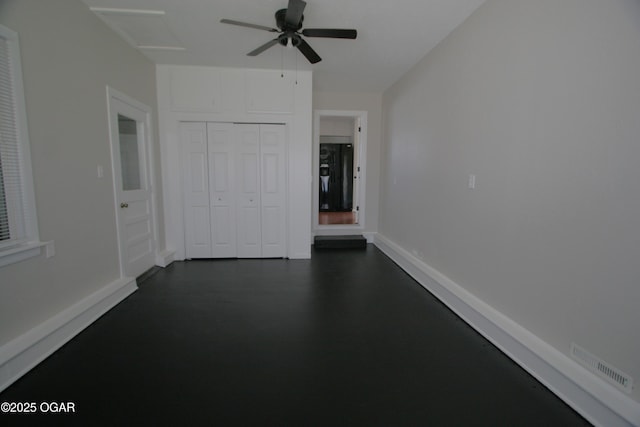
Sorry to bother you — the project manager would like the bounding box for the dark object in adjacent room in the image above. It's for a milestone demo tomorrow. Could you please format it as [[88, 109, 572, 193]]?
[[319, 142, 353, 212]]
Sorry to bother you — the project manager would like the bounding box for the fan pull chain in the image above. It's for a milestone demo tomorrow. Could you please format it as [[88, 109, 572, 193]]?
[[281, 46, 284, 78]]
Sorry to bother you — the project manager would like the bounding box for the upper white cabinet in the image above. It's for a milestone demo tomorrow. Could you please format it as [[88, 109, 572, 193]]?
[[170, 67, 221, 112], [168, 66, 295, 115], [245, 69, 295, 114]]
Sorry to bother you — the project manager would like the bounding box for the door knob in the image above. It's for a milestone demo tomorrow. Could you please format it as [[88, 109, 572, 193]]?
[[120, 203, 129, 208]]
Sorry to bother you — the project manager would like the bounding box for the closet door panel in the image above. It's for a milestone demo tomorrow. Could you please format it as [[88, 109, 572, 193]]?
[[260, 124, 286, 257], [182, 122, 287, 259], [262, 206, 280, 246], [207, 123, 237, 257], [191, 206, 211, 246], [181, 122, 212, 258], [235, 125, 262, 257]]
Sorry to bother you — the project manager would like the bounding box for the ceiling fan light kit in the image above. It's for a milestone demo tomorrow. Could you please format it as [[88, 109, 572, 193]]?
[[221, 0, 357, 64]]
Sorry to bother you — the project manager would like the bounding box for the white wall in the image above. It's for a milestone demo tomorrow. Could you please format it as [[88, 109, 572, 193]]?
[[314, 92, 383, 234], [0, 0, 159, 346], [320, 117, 354, 137], [380, 0, 640, 409], [157, 65, 313, 260]]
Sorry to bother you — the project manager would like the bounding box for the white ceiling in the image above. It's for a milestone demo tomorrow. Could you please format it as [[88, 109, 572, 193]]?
[[82, 0, 486, 92]]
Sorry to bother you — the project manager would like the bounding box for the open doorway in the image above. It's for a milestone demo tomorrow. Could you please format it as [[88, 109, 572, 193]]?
[[313, 110, 367, 232], [320, 134, 355, 224]]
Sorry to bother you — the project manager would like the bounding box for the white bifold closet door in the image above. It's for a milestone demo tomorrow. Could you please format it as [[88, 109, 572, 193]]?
[[208, 123, 237, 257], [182, 122, 286, 259]]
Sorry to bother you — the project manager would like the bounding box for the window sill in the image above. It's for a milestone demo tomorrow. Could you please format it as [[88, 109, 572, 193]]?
[[0, 241, 48, 268]]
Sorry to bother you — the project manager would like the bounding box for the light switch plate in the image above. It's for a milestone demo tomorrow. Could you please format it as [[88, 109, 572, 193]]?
[[468, 174, 476, 189], [45, 241, 55, 258]]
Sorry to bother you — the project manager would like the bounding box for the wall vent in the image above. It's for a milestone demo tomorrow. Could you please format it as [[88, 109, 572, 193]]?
[[570, 343, 633, 393]]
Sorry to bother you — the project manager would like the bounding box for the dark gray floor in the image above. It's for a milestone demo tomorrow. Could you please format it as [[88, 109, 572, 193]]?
[[1, 245, 590, 426]]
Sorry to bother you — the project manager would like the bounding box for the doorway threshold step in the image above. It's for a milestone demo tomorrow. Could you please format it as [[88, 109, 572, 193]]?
[[314, 235, 367, 249]]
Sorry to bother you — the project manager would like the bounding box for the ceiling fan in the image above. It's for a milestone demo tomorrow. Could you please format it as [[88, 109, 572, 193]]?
[[220, 0, 357, 64]]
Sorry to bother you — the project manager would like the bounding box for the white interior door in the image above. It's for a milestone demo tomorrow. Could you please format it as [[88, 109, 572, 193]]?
[[181, 122, 212, 258], [260, 125, 286, 257], [207, 123, 237, 257], [181, 122, 286, 259], [108, 89, 155, 277], [235, 124, 262, 258]]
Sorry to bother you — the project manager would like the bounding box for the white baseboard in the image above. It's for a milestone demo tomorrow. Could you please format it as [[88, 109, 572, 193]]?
[[0, 277, 137, 393], [362, 232, 376, 243], [374, 233, 640, 427], [155, 248, 175, 268], [289, 251, 311, 259]]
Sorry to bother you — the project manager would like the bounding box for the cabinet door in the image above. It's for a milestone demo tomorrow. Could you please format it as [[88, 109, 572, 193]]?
[[181, 122, 211, 258], [207, 123, 237, 257], [260, 125, 286, 258], [235, 124, 262, 258]]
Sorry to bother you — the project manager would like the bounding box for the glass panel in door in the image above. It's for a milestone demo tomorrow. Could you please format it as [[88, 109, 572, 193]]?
[[117, 114, 142, 191]]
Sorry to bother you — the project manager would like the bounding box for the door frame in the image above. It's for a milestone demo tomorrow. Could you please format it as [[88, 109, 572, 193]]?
[[106, 86, 159, 278], [313, 110, 368, 234]]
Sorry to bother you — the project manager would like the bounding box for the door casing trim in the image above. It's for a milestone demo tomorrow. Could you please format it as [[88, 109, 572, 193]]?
[[313, 109, 368, 234]]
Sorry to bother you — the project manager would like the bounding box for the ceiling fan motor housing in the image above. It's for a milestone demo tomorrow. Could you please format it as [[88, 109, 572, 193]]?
[[275, 8, 303, 31]]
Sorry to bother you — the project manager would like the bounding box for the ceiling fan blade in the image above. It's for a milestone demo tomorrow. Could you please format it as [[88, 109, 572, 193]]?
[[302, 29, 357, 39], [285, 0, 306, 28], [220, 19, 278, 32], [247, 39, 280, 56], [297, 38, 321, 64]]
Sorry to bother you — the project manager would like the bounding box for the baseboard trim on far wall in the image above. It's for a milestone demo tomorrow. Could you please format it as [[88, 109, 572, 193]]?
[[362, 232, 376, 243], [289, 251, 312, 260], [373, 233, 640, 427], [155, 248, 175, 268], [0, 277, 137, 393]]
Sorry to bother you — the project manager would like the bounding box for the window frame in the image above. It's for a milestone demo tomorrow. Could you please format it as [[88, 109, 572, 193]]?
[[0, 24, 42, 267]]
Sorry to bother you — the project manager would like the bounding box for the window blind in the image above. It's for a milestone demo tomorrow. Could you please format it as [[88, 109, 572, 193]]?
[[0, 33, 26, 243]]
